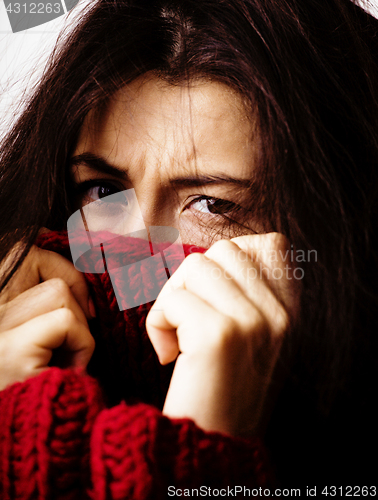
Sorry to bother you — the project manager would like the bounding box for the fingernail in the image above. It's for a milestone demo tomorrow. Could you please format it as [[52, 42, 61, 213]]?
[[88, 297, 97, 318]]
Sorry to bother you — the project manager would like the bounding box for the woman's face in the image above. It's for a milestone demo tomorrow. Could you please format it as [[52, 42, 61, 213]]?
[[71, 76, 259, 247]]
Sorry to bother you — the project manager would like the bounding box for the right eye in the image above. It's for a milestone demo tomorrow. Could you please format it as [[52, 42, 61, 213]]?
[[76, 180, 128, 206], [89, 184, 120, 200]]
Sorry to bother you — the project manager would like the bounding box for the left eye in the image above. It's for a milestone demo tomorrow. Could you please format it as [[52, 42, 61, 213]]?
[[187, 196, 237, 215]]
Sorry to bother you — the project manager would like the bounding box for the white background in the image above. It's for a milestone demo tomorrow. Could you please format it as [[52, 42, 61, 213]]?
[[1, 0, 378, 138], [0, 0, 91, 137]]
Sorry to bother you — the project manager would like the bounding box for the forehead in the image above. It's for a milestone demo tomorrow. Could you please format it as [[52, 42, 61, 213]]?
[[75, 76, 255, 176]]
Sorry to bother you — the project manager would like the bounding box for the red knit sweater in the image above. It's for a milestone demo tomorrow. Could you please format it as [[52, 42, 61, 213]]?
[[0, 232, 272, 499]]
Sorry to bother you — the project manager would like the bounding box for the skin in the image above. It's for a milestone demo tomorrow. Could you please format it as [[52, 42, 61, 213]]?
[[71, 76, 262, 244], [0, 76, 299, 437]]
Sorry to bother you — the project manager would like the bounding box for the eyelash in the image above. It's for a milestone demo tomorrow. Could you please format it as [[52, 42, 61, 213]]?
[[74, 179, 241, 218], [184, 195, 239, 217], [75, 179, 122, 197]]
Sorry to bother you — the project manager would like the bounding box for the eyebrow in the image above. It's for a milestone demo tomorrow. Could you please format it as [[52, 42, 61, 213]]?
[[70, 152, 251, 188], [71, 153, 127, 179]]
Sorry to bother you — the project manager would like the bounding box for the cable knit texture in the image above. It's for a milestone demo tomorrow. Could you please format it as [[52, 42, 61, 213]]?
[[0, 231, 272, 499]]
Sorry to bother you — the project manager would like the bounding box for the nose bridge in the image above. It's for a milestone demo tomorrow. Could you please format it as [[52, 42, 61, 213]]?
[[136, 186, 169, 228], [130, 151, 179, 230]]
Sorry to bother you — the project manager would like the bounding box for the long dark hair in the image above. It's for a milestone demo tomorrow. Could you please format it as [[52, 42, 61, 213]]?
[[1, 0, 377, 485]]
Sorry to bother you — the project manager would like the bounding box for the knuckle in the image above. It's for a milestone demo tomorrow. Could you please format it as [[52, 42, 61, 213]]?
[[206, 314, 240, 348], [240, 307, 267, 336], [205, 239, 233, 258], [86, 332, 96, 351], [184, 251, 204, 265], [266, 232, 289, 253], [38, 227, 51, 236], [219, 314, 239, 336], [28, 245, 43, 269], [55, 307, 76, 327], [45, 278, 71, 299], [235, 305, 284, 344], [271, 303, 290, 336]]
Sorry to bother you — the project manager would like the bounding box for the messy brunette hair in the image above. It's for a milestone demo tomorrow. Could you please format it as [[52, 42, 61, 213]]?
[[1, 0, 378, 485]]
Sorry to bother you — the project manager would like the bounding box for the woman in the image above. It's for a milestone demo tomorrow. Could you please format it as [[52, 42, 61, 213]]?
[[0, 0, 377, 494]]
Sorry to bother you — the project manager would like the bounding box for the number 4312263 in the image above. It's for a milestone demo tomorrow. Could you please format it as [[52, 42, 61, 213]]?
[[6, 3, 62, 14], [322, 486, 376, 496]]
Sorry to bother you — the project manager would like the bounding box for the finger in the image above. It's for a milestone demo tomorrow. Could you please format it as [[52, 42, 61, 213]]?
[[204, 239, 289, 334], [37, 227, 51, 236], [147, 288, 239, 364], [231, 233, 301, 318], [0, 246, 95, 320], [0, 278, 89, 331], [154, 233, 293, 301], [13, 307, 95, 369], [38, 249, 95, 319], [152, 252, 258, 330]]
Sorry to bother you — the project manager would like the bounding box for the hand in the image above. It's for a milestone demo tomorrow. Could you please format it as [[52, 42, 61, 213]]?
[[146, 233, 301, 437], [0, 240, 95, 391]]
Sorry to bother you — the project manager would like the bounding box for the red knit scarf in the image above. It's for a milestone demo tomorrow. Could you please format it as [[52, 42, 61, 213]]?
[[37, 230, 206, 408]]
